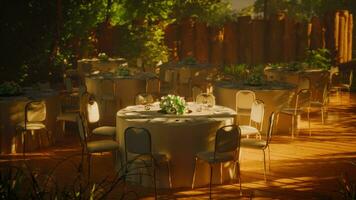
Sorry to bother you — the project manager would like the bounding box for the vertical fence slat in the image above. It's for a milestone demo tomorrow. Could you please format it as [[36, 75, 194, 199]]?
[[348, 14, 353, 61], [267, 13, 285, 62], [194, 21, 209, 64], [180, 18, 195, 59], [296, 21, 309, 61], [282, 16, 297, 62], [164, 23, 179, 61], [237, 16, 252, 64], [251, 19, 265, 64], [223, 21, 238, 65], [209, 26, 224, 66]]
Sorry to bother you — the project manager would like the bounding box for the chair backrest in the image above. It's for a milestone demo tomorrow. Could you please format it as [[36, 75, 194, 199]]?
[[235, 90, 256, 110], [124, 127, 152, 155], [192, 86, 203, 102], [294, 89, 312, 113], [76, 114, 89, 149], [215, 125, 241, 155], [25, 100, 46, 123], [179, 68, 191, 84], [249, 99, 265, 131], [265, 112, 276, 148], [348, 70, 353, 86], [297, 76, 311, 91], [196, 93, 215, 107], [87, 98, 100, 123], [135, 93, 155, 105]]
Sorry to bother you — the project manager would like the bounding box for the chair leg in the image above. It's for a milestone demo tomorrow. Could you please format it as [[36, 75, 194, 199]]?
[[45, 128, 51, 145], [263, 150, 267, 182], [321, 107, 325, 124], [268, 146, 271, 171], [62, 121, 66, 134], [167, 160, 173, 188], [220, 163, 223, 184], [235, 162, 242, 196], [308, 109, 311, 136], [191, 157, 198, 189], [291, 115, 295, 138], [152, 159, 157, 200], [87, 154, 92, 182], [209, 164, 213, 200], [22, 131, 26, 157]]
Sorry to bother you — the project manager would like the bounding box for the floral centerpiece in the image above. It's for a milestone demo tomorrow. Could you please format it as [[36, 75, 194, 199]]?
[[159, 94, 186, 115]]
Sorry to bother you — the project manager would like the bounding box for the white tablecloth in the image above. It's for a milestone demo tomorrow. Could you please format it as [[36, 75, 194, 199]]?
[[116, 102, 237, 188]]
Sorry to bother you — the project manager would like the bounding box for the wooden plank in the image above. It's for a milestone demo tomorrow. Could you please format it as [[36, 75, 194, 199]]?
[[194, 21, 209, 64]]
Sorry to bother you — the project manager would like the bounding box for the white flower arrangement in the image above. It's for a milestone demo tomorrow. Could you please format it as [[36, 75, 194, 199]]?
[[159, 94, 186, 115]]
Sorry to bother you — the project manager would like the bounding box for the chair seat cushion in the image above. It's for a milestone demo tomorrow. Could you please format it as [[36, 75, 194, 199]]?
[[196, 151, 235, 163], [239, 125, 259, 136], [310, 101, 323, 107], [17, 122, 46, 130], [56, 113, 77, 122], [87, 140, 119, 153], [241, 138, 266, 149], [92, 126, 116, 137]]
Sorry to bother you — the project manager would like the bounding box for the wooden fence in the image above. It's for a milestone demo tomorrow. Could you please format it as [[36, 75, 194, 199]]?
[[165, 10, 353, 66]]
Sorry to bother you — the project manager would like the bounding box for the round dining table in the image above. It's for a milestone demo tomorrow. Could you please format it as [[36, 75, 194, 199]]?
[[116, 102, 237, 188]]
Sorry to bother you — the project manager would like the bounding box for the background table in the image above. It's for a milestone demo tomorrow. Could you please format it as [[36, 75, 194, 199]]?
[[116, 102, 236, 188], [86, 73, 159, 125]]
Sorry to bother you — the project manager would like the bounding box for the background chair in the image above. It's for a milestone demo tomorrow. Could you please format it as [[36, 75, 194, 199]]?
[[56, 86, 87, 134], [76, 114, 120, 180], [278, 89, 311, 137], [191, 125, 242, 199], [241, 112, 276, 181], [240, 99, 265, 139], [235, 90, 256, 123], [85, 96, 116, 139], [310, 84, 329, 124], [331, 70, 353, 97], [192, 86, 204, 102], [17, 100, 50, 156], [98, 79, 116, 120], [134, 93, 155, 105], [124, 127, 172, 198], [196, 93, 215, 107]]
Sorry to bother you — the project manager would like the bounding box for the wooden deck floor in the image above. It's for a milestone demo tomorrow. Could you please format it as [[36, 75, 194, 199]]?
[[1, 92, 355, 199]]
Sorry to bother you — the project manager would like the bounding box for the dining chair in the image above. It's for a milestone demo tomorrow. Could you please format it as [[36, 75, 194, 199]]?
[[16, 100, 51, 156], [191, 125, 242, 199], [278, 89, 312, 137], [310, 84, 329, 124], [76, 114, 120, 180], [86, 95, 116, 139], [56, 86, 87, 134], [192, 86, 204, 102], [235, 90, 256, 123], [98, 79, 116, 118], [124, 127, 172, 198], [134, 93, 155, 105], [240, 112, 276, 181], [331, 70, 353, 97], [240, 99, 265, 139], [196, 93, 216, 107]]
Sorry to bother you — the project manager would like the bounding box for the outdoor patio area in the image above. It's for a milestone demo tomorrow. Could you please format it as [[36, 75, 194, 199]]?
[[1, 92, 355, 199]]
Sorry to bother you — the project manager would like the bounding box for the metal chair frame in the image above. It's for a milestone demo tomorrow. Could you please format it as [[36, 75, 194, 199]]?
[[191, 125, 242, 199]]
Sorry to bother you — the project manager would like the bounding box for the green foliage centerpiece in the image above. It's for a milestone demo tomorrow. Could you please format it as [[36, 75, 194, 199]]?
[[159, 95, 186, 115]]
